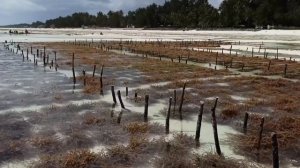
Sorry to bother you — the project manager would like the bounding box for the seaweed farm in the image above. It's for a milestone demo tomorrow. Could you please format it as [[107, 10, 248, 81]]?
[[0, 29, 300, 168]]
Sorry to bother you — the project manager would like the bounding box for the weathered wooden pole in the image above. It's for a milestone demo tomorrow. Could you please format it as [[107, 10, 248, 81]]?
[[173, 90, 177, 114], [215, 52, 218, 65], [117, 90, 125, 109], [111, 86, 117, 104], [100, 65, 104, 94], [26, 48, 29, 60], [93, 65, 96, 77], [72, 53, 76, 84], [166, 97, 172, 134], [46, 54, 49, 64], [134, 92, 138, 102], [284, 64, 287, 77], [268, 60, 271, 71], [117, 111, 123, 124], [144, 95, 149, 122], [82, 70, 86, 86], [211, 97, 222, 156], [43, 48, 46, 66], [257, 117, 265, 151], [54, 51, 57, 64], [33, 54, 36, 66], [22, 50, 24, 62], [126, 87, 128, 97], [195, 101, 204, 145], [243, 112, 249, 134], [272, 133, 279, 168], [178, 83, 186, 120]]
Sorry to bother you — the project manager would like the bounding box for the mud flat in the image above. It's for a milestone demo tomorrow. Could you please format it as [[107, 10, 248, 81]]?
[[0, 32, 300, 168]]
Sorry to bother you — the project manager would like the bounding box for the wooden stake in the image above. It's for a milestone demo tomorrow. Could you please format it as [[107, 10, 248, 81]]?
[[272, 133, 279, 168], [195, 101, 204, 145], [243, 112, 249, 134], [211, 97, 221, 156], [134, 92, 138, 102], [284, 64, 287, 77], [257, 117, 265, 151], [93, 65, 96, 77], [82, 70, 86, 86], [144, 95, 149, 122], [117, 90, 125, 109], [178, 83, 186, 120], [166, 97, 172, 134], [72, 53, 76, 84], [268, 60, 271, 71], [173, 90, 177, 115], [111, 86, 117, 104], [26, 48, 29, 60]]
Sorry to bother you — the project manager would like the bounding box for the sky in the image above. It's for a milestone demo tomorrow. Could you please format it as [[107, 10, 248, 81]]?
[[0, 0, 223, 25]]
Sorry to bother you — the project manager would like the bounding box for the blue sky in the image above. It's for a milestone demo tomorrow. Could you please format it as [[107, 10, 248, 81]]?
[[0, 0, 223, 25]]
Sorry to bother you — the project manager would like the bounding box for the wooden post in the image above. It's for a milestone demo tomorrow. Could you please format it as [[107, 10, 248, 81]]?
[[252, 48, 254, 57], [144, 95, 149, 122], [117, 90, 125, 109], [33, 54, 36, 66], [47, 54, 49, 64], [272, 133, 279, 168], [72, 53, 76, 84], [257, 117, 265, 151], [126, 87, 128, 97], [117, 111, 123, 124], [268, 60, 271, 71], [276, 47, 279, 59], [54, 51, 57, 64], [26, 48, 29, 60], [100, 65, 104, 94], [243, 112, 249, 134], [37, 49, 39, 58], [22, 50, 24, 62], [82, 70, 86, 86], [43, 48, 46, 66], [178, 83, 186, 120], [166, 97, 172, 134], [211, 97, 221, 156], [111, 86, 117, 104], [173, 90, 177, 114], [215, 52, 218, 65], [284, 64, 287, 77], [93, 65, 96, 77], [195, 101, 204, 145], [134, 92, 138, 102]]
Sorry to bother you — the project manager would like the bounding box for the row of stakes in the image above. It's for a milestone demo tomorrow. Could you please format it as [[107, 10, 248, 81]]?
[[70, 39, 292, 77], [3, 41, 279, 168]]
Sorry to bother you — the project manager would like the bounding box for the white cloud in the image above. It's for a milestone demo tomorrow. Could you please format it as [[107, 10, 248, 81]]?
[[0, 0, 46, 15]]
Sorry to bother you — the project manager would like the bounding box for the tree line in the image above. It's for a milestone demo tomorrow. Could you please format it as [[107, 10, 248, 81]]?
[[28, 0, 300, 28]]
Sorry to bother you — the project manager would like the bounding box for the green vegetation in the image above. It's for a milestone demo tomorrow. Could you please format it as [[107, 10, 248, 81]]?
[[23, 0, 300, 28]]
